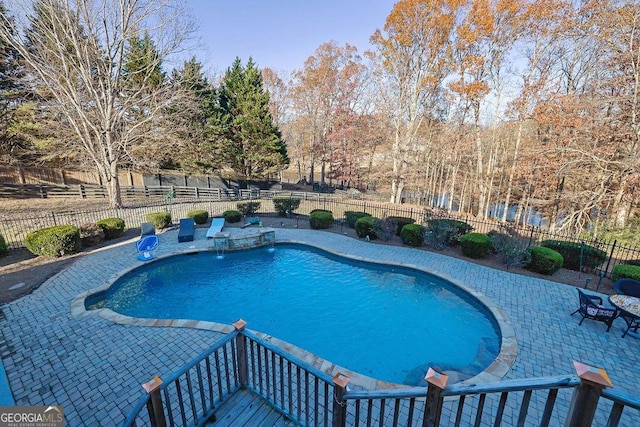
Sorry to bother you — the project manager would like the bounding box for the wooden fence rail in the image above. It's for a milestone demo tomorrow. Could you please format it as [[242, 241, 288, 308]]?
[[0, 183, 359, 201]]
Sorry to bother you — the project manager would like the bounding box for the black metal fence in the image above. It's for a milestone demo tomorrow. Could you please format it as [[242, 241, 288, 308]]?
[[1, 186, 638, 276]]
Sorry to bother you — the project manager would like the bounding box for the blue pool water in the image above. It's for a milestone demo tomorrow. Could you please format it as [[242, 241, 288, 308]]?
[[88, 244, 500, 385]]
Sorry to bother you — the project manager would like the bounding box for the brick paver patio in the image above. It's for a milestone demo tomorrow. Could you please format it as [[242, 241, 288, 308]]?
[[1, 226, 639, 425]]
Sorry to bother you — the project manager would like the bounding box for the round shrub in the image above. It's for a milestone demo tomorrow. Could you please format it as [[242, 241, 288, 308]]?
[[387, 216, 415, 236], [223, 210, 242, 223], [237, 201, 261, 215], [344, 211, 370, 228], [540, 240, 606, 271], [273, 197, 301, 217], [460, 233, 492, 259], [79, 223, 105, 247], [309, 211, 334, 229], [355, 216, 379, 239], [0, 233, 8, 257], [400, 223, 425, 247], [527, 246, 563, 275], [612, 264, 640, 282], [24, 225, 81, 257], [96, 217, 125, 239], [187, 209, 209, 225], [310, 209, 332, 215], [146, 212, 172, 229]]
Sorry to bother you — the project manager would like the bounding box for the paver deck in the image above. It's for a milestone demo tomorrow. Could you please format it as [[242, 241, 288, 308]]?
[[1, 226, 639, 425]]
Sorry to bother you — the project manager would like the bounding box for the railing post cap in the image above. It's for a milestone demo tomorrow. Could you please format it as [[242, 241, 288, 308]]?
[[142, 375, 163, 393], [332, 372, 351, 388], [233, 318, 247, 331], [425, 367, 449, 389], [573, 361, 613, 388]]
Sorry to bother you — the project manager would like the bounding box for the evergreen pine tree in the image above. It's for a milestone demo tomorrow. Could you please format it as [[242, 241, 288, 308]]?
[[122, 33, 165, 92], [170, 57, 219, 172], [214, 57, 289, 178], [0, 1, 35, 164]]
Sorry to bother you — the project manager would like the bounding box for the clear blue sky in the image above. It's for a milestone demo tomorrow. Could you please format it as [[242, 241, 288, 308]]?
[[186, 0, 397, 75]]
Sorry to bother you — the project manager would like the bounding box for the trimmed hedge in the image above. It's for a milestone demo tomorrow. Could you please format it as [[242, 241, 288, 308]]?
[[460, 233, 492, 259], [310, 209, 332, 215], [273, 197, 301, 217], [237, 201, 261, 215], [146, 212, 172, 229], [309, 211, 334, 229], [187, 209, 209, 225], [612, 264, 640, 282], [344, 211, 370, 228], [223, 210, 242, 223], [96, 217, 125, 239], [540, 240, 606, 271], [24, 225, 81, 257], [400, 224, 425, 247], [623, 259, 640, 267], [355, 216, 379, 239], [528, 246, 564, 275], [387, 216, 415, 236], [0, 233, 7, 257]]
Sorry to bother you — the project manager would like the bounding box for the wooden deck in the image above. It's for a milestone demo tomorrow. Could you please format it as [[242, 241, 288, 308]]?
[[208, 389, 297, 426]]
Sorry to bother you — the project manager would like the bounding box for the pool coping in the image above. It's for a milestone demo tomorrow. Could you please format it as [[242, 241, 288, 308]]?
[[71, 237, 516, 390]]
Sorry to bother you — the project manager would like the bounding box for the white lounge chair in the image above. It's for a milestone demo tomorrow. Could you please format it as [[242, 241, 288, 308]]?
[[206, 217, 225, 238]]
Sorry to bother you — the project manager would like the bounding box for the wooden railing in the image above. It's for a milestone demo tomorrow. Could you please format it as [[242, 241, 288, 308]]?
[[122, 331, 242, 427], [241, 327, 336, 426], [122, 323, 640, 427]]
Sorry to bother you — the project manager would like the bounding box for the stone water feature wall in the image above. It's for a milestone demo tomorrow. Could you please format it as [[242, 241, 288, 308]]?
[[213, 228, 275, 252]]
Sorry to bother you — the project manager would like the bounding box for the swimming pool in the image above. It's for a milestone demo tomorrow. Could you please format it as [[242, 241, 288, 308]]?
[[86, 244, 501, 386]]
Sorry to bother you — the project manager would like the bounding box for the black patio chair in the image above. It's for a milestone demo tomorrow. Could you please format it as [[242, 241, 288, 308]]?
[[613, 278, 640, 298], [571, 289, 617, 332]]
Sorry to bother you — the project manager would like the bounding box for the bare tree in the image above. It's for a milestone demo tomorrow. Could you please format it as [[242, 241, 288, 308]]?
[[593, 0, 640, 227], [370, 0, 461, 204], [0, 0, 194, 207]]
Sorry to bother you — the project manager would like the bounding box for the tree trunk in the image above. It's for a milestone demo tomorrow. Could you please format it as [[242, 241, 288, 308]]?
[[459, 177, 467, 214], [515, 197, 524, 226], [549, 176, 565, 232], [437, 163, 446, 208], [502, 121, 523, 222], [104, 163, 123, 208], [390, 130, 402, 203], [612, 176, 630, 227], [309, 157, 315, 186], [448, 158, 460, 211], [486, 146, 498, 218], [473, 101, 486, 219], [395, 180, 405, 204]]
